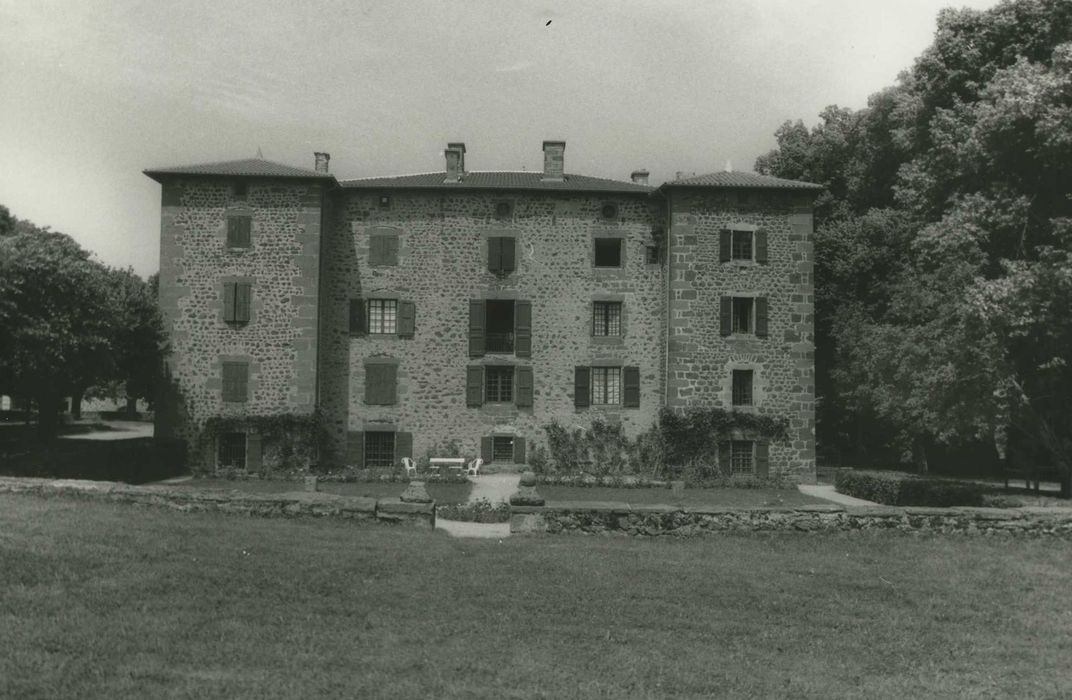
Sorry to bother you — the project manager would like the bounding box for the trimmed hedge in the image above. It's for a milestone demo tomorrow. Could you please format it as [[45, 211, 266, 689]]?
[[835, 470, 986, 507], [437, 498, 511, 523]]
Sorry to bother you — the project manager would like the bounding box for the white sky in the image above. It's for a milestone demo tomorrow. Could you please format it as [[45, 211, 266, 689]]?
[[0, 0, 1000, 277]]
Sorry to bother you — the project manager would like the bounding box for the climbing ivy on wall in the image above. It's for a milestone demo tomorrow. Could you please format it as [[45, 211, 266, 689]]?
[[197, 410, 327, 473]]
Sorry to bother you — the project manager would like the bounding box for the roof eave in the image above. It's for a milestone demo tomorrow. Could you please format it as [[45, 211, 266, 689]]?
[[142, 169, 337, 185]]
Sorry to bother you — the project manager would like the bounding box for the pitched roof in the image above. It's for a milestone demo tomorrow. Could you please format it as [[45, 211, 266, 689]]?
[[661, 171, 823, 190], [339, 171, 653, 194], [143, 158, 334, 182]]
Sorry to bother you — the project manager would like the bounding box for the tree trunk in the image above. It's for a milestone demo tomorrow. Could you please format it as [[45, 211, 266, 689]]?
[[913, 435, 929, 475], [71, 388, 83, 420], [36, 391, 59, 441], [124, 397, 138, 417]]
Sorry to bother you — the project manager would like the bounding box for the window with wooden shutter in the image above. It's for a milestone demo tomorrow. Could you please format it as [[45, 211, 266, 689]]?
[[223, 283, 236, 323], [395, 431, 413, 464], [720, 296, 732, 337], [755, 441, 770, 477], [369, 233, 398, 266], [719, 229, 731, 262], [623, 366, 640, 408], [480, 436, 494, 462], [732, 369, 754, 406], [349, 298, 365, 336], [754, 229, 768, 264], [731, 230, 753, 260], [514, 300, 531, 357], [227, 215, 251, 248], [516, 366, 533, 408], [246, 433, 262, 472], [468, 300, 485, 357], [364, 431, 395, 467], [368, 299, 398, 334], [574, 366, 590, 409], [485, 366, 514, 403], [500, 237, 516, 272], [347, 431, 364, 468], [221, 362, 248, 402], [513, 436, 527, 464], [397, 301, 416, 338], [364, 363, 397, 405], [234, 283, 251, 323], [466, 366, 484, 407], [755, 297, 769, 338], [731, 297, 753, 334], [217, 432, 246, 468], [718, 441, 731, 473], [487, 237, 502, 273]]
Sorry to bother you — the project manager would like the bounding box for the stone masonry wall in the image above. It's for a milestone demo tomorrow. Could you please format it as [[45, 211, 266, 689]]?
[[665, 190, 816, 481], [155, 178, 323, 464], [318, 189, 665, 466]]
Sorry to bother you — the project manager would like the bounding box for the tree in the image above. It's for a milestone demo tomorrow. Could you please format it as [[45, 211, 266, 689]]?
[[106, 267, 166, 413]]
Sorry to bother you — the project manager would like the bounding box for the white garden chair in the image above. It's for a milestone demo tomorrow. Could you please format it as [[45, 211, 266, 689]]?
[[401, 457, 417, 478], [465, 457, 483, 477]]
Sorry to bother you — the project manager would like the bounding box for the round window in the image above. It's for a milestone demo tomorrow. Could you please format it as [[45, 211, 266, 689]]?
[[601, 203, 618, 220], [495, 201, 512, 219]]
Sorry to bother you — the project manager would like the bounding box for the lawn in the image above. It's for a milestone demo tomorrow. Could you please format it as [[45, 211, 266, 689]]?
[[181, 478, 473, 505], [2, 495, 1071, 698], [539, 485, 828, 508]]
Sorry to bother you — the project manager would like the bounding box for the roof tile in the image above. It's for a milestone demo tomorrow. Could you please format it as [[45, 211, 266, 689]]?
[[339, 171, 653, 194], [663, 171, 822, 190], [144, 158, 333, 181]]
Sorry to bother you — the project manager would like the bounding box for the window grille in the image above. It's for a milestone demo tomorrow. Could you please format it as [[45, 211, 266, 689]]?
[[592, 302, 622, 336], [368, 299, 398, 334], [364, 431, 395, 468], [492, 436, 515, 462], [730, 440, 754, 474], [218, 432, 246, 468], [731, 230, 753, 260], [732, 369, 754, 406], [591, 367, 621, 405]]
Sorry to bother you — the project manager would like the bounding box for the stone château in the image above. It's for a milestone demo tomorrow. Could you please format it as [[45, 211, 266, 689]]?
[[145, 141, 819, 480]]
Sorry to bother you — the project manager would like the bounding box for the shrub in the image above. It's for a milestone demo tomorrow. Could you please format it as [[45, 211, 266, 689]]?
[[437, 498, 511, 523], [835, 470, 986, 507]]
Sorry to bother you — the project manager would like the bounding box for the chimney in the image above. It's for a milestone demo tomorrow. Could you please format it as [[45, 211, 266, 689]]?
[[314, 152, 330, 173], [630, 169, 649, 186], [444, 142, 466, 182], [542, 140, 565, 181]]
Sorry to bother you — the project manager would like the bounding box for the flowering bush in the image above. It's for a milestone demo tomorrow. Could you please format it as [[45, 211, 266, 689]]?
[[437, 498, 511, 523]]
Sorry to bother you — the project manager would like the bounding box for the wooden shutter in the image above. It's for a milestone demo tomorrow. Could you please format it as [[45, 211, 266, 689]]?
[[755, 297, 769, 338], [222, 362, 247, 402], [516, 366, 533, 408], [397, 301, 415, 338], [368, 235, 383, 264], [487, 237, 502, 273], [755, 441, 770, 477], [347, 431, 364, 468], [481, 436, 494, 462], [235, 283, 251, 323], [246, 433, 262, 472], [514, 300, 531, 357], [574, 366, 590, 409], [223, 283, 236, 322], [466, 366, 484, 407], [227, 217, 240, 248], [365, 364, 397, 405], [513, 436, 526, 464], [719, 229, 731, 262], [349, 298, 365, 336], [386, 235, 399, 265], [720, 296, 732, 336], [500, 237, 516, 272], [718, 441, 731, 474], [623, 366, 640, 408], [754, 229, 768, 264], [395, 431, 413, 464], [468, 300, 485, 357], [238, 217, 251, 247]]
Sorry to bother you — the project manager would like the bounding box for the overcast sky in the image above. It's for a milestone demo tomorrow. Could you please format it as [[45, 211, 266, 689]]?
[[0, 0, 1000, 278]]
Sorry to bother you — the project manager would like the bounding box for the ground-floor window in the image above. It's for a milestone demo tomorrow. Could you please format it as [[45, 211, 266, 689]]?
[[364, 431, 395, 468], [730, 440, 754, 475], [218, 432, 246, 469], [492, 435, 515, 462]]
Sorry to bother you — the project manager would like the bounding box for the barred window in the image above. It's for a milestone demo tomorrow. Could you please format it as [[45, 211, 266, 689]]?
[[730, 440, 754, 475], [732, 297, 753, 333], [592, 302, 622, 336], [364, 431, 395, 468], [591, 367, 621, 405], [731, 230, 753, 260], [485, 366, 514, 403], [492, 436, 515, 462], [732, 369, 754, 406], [218, 432, 246, 468], [368, 299, 398, 334]]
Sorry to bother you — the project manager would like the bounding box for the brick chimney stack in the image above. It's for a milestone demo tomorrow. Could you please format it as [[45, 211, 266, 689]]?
[[314, 152, 330, 173], [630, 169, 649, 186], [444, 142, 466, 182], [542, 140, 565, 181]]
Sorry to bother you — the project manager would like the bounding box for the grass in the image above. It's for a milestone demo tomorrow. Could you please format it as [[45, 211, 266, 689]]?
[[2, 495, 1071, 698], [539, 485, 829, 508], [182, 478, 473, 505]]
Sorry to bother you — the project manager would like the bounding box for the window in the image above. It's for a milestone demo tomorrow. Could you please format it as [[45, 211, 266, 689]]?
[[223, 282, 251, 323], [494, 201, 513, 220], [378, 194, 391, 209], [369, 233, 399, 266], [368, 299, 398, 334], [364, 363, 397, 405], [732, 230, 753, 260], [492, 436, 515, 462], [485, 366, 514, 403], [592, 301, 622, 336], [488, 237, 516, 274], [591, 367, 621, 405], [732, 297, 753, 334], [218, 432, 246, 468], [730, 441, 754, 474], [221, 362, 248, 402], [364, 431, 395, 468], [594, 238, 622, 267], [601, 202, 618, 220], [485, 300, 515, 353], [645, 245, 660, 264], [226, 216, 251, 249], [233, 181, 248, 201], [732, 369, 754, 406]]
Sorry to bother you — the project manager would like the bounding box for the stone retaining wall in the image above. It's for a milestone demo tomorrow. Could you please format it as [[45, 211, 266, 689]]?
[[0, 477, 434, 528], [510, 502, 1072, 536]]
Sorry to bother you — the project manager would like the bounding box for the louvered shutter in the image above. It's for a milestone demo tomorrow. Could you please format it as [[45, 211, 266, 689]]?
[[468, 300, 485, 357], [755, 441, 770, 477], [397, 301, 415, 338], [514, 300, 531, 357], [719, 229, 731, 262], [755, 229, 768, 264], [223, 283, 236, 322], [386, 235, 399, 265], [246, 433, 262, 472], [574, 367, 590, 409], [516, 366, 533, 408], [237, 217, 251, 247], [349, 298, 365, 336], [222, 362, 248, 403], [368, 235, 382, 264], [365, 364, 397, 405], [487, 237, 502, 272], [623, 366, 640, 408], [500, 237, 516, 272], [227, 217, 240, 248], [481, 436, 494, 462], [348, 431, 364, 468], [720, 296, 732, 336], [466, 366, 484, 407], [513, 437, 526, 464], [395, 431, 413, 464], [235, 283, 251, 323], [718, 441, 731, 474], [755, 297, 769, 338]]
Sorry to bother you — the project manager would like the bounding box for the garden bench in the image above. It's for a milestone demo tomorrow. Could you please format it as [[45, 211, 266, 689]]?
[[429, 457, 466, 476], [1003, 463, 1061, 494]]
